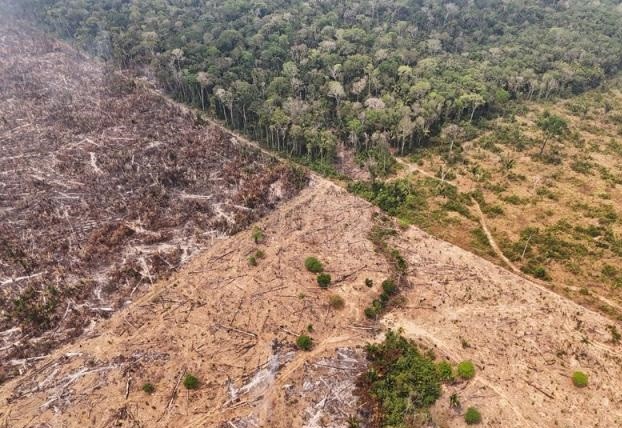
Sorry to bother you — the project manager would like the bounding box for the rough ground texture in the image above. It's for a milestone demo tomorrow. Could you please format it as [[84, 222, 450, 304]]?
[[1, 177, 622, 427], [2, 15, 622, 428], [0, 18, 305, 380]]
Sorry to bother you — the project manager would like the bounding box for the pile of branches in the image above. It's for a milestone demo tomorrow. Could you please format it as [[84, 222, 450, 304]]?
[[0, 18, 306, 381]]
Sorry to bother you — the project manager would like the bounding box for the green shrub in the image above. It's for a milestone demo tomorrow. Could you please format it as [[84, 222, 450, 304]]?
[[436, 361, 454, 382], [457, 360, 476, 380], [465, 407, 482, 424], [363, 330, 447, 425], [572, 371, 588, 387], [296, 334, 313, 351], [142, 383, 155, 394], [248, 255, 257, 266], [304, 256, 324, 273], [252, 226, 264, 244], [255, 249, 265, 259], [183, 374, 200, 390], [364, 306, 377, 319], [328, 294, 345, 309], [317, 273, 331, 288], [381, 279, 397, 295]]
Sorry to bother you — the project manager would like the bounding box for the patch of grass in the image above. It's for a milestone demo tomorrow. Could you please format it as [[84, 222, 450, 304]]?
[[142, 383, 155, 394], [317, 273, 332, 288], [251, 226, 264, 244], [183, 374, 200, 390], [571, 371, 588, 388], [304, 256, 324, 273], [465, 407, 482, 425], [328, 294, 345, 309], [296, 334, 313, 351], [456, 360, 476, 380], [436, 361, 454, 382]]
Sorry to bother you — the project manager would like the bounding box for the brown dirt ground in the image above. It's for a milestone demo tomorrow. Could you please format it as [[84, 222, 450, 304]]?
[[1, 177, 622, 427]]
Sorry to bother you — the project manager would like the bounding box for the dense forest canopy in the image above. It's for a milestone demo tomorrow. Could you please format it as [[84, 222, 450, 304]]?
[[16, 0, 622, 164]]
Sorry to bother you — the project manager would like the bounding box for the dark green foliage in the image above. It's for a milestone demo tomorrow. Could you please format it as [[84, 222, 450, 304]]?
[[296, 334, 313, 351], [465, 407, 482, 425], [381, 279, 397, 296], [456, 360, 476, 380], [142, 383, 155, 394], [572, 371, 588, 388], [364, 306, 378, 319], [183, 374, 200, 390], [304, 257, 324, 273], [248, 255, 257, 267], [362, 330, 447, 426], [317, 273, 331, 288], [348, 180, 427, 224], [22, 0, 622, 165], [389, 249, 407, 273]]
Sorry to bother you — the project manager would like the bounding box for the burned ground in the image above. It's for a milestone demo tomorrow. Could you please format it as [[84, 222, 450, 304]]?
[[0, 18, 306, 380]]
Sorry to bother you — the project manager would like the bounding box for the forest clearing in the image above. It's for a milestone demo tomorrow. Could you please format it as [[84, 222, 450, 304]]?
[[2, 0, 622, 427]]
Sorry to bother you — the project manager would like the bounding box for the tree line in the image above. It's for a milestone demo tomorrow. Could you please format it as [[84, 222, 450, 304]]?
[[17, 0, 622, 166]]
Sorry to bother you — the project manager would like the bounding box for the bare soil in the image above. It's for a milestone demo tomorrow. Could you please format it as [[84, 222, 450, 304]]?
[[0, 18, 305, 381]]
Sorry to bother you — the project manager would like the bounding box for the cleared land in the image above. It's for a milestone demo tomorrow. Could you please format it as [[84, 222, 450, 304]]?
[[0, 18, 305, 380], [2, 176, 622, 427], [2, 15, 622, 428], [381, 80, 622, 321]]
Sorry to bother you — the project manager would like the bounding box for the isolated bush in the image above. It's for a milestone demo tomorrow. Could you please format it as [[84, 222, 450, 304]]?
[[436, 361, 454, 382], [457, 360, 476, 380], [572, 371, 588, 388], [183, 374, 200, 390], [296, 334, 313, 351], [365, 278, 374, 287], [364, 330, 445, 425], [255, 249, 265, 259], [248, 255, 257, 266], [465, 407, 482, 424], [252, 226, 264, 244], [317, 273, 331, 288], [304, 256, 324, 273], [142, 383, 155, 394], [328, 294, 345, 309]]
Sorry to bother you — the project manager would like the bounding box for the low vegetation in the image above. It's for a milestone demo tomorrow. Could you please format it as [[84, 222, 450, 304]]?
[[572, 371, 589, 388], [304, 257, 324, 273], [296, 334, 313, 351], [142, 383, 155, 394], [456, 360, 476, 380], [183, 374, 200, 390], [317, 273, 332, 288], [465, 407, 482, 425], [359, 330, 457, 426], [328, 294, 345, 310]]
